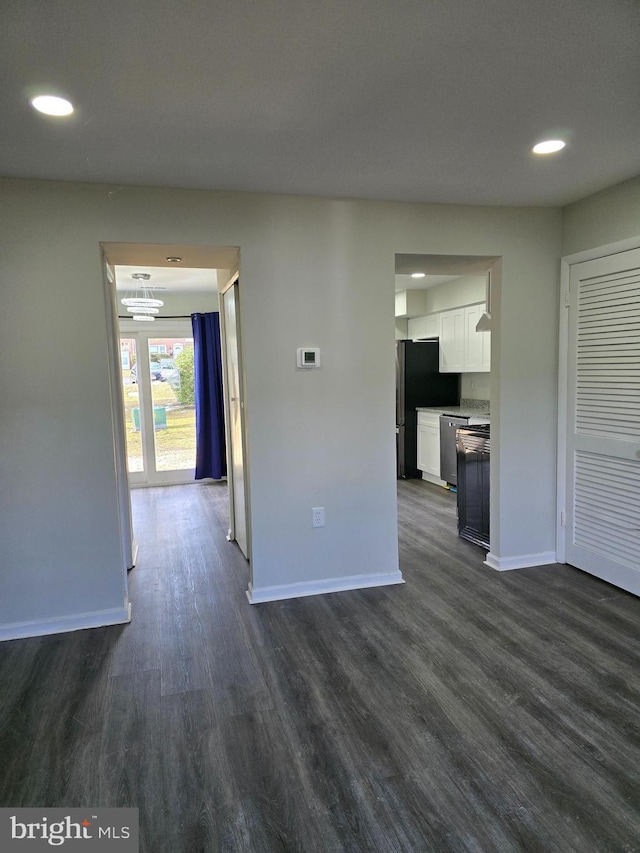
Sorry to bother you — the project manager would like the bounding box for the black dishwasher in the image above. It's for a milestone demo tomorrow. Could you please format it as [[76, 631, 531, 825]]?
[[456, 424, 490, 549], [439, 415, 469, 486]]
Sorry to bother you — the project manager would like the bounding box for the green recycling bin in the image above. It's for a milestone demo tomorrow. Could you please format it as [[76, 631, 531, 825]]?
[[131, 406, 167, 431]]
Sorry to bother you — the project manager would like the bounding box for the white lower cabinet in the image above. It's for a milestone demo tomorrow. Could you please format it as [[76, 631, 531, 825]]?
[[417, 412, 445, 484]]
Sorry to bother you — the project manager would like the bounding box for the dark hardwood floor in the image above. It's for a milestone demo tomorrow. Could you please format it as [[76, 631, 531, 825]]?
[[1, 480, 640, 852]]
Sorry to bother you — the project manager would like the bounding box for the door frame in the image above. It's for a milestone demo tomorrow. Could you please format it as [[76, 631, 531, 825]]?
[[556, 233, 640, 563], [219, 272, 252, 561], [102, 253, 137, 573]]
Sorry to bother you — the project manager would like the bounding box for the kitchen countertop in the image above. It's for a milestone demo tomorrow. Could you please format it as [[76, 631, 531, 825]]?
[[416, 406, 490, 421]]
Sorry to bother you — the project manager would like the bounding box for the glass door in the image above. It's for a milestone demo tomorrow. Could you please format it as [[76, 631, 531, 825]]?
[[119, 328, 196, 485], [120, 337, 145, 483], [148, 338, 196, 476]]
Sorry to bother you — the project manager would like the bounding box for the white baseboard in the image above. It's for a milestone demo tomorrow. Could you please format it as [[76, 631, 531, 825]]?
[[484, 551, 557, 572], [247, 570, 405, 604], [0, 602, 132, 643]]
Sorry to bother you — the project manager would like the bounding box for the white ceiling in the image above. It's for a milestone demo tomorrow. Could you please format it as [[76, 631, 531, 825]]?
[[115, 265, 217, 293], [395, 274, 461, 292], [2, 0, 639, 207], [394, 254, 495, 291], [104, 242, 238, 270], [106, 242, 236, 294]]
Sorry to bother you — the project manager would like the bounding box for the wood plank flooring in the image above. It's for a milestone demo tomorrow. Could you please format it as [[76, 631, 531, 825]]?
[[1, 480, 640, 852]]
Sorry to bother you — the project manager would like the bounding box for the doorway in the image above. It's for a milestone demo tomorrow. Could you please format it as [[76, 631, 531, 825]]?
[[101, 241, 249, 569], [393, 253, 499, 547]]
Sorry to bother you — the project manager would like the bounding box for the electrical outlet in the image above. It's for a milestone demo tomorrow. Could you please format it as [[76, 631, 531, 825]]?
[[312, 507, 325, 528]]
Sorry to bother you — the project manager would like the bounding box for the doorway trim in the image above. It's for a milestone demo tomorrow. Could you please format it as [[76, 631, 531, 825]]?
[[101, 251, 136, 579], [219, 272, 252, 562], [556, 233, 640, 564]]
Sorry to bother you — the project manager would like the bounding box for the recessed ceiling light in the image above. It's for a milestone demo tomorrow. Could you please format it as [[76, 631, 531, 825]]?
[[532, 139, 566, 155], [30, 95, 74, 116], [411, 272, 426, 279], [166, 256, 182, 263], [131, 272, 151, 281], [132, 315, 155, 322]]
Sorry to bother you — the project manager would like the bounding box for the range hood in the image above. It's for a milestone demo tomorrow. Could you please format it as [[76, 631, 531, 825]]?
[[475, 270, 492, 332]]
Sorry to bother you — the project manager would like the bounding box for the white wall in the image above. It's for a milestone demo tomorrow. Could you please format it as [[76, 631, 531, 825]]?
[[562, 176, 640, 256], [0, 178, 562, 636], [424, 275, 487, 313], [461, 373, 491, 401]]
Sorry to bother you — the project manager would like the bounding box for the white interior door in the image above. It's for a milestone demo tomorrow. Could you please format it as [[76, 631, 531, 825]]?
[[222, 282, 249, 557], [565, 248, 640, 593]]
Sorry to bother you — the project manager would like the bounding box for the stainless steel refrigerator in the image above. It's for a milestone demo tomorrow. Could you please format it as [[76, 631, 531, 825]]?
[[396, 340, 460, 478]]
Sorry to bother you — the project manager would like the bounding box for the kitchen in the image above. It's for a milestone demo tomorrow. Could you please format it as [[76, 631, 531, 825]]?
[[395, 254, 496, 550]]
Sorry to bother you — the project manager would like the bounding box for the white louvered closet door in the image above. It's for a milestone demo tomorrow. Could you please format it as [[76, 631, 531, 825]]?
[[566, 248, 640, 594]]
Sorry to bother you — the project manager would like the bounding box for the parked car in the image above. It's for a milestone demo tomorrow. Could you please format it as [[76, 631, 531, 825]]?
[[159, 358, 180, 389], [130, 361, 164, 383]]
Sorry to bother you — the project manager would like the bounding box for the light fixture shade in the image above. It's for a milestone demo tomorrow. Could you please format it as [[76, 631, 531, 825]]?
[[475, 312, 492, 332], [121, 297, 164, 308], [126, 308, 158, 316]]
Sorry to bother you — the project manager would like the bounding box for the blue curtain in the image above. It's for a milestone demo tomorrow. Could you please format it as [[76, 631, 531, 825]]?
[[191, 312, 227, 480]]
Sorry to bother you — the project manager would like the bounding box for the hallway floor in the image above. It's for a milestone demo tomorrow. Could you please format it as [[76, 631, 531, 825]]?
[[1, 480, 639, 852]]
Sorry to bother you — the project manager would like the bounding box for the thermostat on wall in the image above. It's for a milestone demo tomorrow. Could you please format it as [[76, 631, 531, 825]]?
[[296, 347, 321, 368]]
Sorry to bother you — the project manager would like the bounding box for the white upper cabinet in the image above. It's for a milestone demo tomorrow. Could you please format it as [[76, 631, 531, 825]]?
[[407, 313, 439, 339], [406, 303, 490, 372], [439, 307, 465, 372], [395, 290, 428, 318], [439, 303, 490, 373]]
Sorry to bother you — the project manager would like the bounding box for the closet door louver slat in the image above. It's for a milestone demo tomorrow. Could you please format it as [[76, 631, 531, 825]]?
[[576, 269, 640, 440]]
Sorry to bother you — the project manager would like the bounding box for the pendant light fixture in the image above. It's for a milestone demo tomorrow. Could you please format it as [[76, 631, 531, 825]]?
[[126, 306, 159, 315], [121, 272, 164, 321], [121, 297, 163, 308]]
